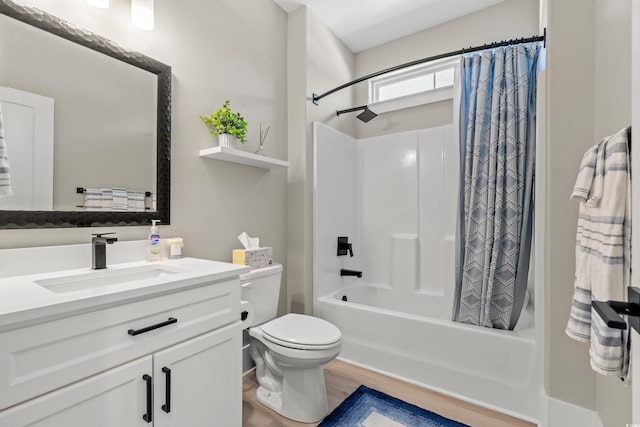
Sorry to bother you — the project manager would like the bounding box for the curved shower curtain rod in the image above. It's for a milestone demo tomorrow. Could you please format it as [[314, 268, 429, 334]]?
[[314, 29, 546, 117]]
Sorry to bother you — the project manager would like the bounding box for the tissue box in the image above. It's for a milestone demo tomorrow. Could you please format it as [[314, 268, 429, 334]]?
[[232, 247, 273, 269]]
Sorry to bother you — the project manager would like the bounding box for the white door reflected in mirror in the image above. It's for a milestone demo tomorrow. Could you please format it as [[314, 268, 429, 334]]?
[[0, 86, 53, 211]]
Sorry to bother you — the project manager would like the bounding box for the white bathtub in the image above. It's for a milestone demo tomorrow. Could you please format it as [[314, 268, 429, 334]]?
[[316, 283, 541, 422]]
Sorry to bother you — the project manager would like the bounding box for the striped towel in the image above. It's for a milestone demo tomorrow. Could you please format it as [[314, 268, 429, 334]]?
[[127, 190, 136, 211], [0, 103, 12, 197], [565, 127, 631, 380], [132, 191, 145, 212], [84, 188, 102, 211], [112, 188, 128, 211], [102, 188, 113, 210]]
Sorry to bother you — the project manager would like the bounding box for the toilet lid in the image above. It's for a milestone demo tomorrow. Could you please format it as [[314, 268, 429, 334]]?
[[261, 313, 342, 346]]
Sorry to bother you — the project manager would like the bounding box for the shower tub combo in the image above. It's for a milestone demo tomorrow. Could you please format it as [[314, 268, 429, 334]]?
[[313, 122, 541, 422]]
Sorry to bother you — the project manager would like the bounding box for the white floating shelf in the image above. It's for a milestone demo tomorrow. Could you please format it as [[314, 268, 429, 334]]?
[[199, 146, 289, 169]]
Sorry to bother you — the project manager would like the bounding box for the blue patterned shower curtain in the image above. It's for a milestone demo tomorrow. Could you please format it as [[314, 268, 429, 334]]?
[[453, 43, 540, 330]]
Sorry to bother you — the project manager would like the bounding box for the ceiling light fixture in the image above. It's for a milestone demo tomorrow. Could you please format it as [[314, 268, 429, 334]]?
[[86, 0, 109, 8], [131, 0, 154, 31]]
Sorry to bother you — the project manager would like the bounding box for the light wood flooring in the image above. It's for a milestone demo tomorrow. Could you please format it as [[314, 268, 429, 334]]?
[[242, 359, 536, 427]]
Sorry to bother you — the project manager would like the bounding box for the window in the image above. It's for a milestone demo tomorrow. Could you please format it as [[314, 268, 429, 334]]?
[[368, 60, 456, 105]]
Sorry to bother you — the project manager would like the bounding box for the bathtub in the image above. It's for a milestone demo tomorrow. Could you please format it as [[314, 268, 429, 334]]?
[[316, 283, 541, 422]]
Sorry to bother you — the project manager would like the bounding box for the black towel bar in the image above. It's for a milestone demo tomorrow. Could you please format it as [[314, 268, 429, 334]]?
[[592, 287, 640, 334]]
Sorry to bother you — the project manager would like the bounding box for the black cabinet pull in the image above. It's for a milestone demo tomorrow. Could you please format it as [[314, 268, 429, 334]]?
[[142, 374, 152, 423], [161, 367, 172, 413], [128, 317, 178, 336]]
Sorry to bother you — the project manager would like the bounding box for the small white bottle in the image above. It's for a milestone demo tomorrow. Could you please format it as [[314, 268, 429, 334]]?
[[147, 219, 161, 261]]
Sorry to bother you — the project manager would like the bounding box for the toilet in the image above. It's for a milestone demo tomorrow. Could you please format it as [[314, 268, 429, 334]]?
[[240, 263, 342, 423]]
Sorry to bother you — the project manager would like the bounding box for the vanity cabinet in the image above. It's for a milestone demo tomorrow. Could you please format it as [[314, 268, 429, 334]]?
[[0, 324, 241, 426], [152, 323, 240, 426], [0, 355, 153, 426], [0, 276, 242, 426]]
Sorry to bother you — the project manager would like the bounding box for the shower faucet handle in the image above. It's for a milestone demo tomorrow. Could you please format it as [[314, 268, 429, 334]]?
[[337, 237, 354, 257]]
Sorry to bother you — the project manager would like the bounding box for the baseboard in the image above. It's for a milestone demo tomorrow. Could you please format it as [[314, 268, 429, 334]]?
[[544, 396, 602, 427]]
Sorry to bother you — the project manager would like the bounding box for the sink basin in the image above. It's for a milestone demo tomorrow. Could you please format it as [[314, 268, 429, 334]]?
[[35, 264, 186, 294]]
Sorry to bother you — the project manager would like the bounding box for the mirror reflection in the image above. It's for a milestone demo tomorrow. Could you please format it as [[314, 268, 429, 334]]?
[[0, 13, 157, 212], [0, 0, 170, 229]]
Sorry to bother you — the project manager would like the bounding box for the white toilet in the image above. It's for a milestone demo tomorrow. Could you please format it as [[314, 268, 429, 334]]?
[[240, 263, 342, 423]]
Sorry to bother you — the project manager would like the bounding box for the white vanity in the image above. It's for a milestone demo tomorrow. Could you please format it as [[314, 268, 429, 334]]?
[[0, 241, 249, 426]]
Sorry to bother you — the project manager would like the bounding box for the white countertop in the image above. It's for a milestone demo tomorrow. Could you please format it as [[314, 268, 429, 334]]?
[[0, 257, 250, 330]]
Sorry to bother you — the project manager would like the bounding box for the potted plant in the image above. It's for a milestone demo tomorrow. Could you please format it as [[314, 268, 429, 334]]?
[[200, 100, 248, 146]]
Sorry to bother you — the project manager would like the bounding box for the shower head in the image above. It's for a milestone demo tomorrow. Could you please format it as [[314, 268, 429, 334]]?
[[356, 108, 378, 123], [336, 105, 378, 123]]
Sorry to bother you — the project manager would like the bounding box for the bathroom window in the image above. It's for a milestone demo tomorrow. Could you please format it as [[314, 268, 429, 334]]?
[[368, 60, 457, 112]]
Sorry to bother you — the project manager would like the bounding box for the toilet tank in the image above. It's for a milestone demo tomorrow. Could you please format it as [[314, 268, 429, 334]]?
[[240, 263, 283, 327]]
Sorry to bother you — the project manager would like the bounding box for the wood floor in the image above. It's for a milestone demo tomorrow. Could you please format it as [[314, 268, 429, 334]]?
[[242, 359, 536, 427]]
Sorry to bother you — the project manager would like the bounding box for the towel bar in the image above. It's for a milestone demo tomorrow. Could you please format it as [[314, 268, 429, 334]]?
[[592, 287, 640, 334], [77, 187, 152, 197]]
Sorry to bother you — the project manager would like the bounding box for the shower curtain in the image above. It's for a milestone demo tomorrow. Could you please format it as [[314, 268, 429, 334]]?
[[453, 43, 541, 330]]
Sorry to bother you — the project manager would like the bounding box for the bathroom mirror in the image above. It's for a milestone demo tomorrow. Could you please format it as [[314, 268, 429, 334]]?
[[0, 0, 170, 228]]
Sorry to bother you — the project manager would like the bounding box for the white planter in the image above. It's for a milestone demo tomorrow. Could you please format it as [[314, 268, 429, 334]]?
[[216, 133, 238, 148]]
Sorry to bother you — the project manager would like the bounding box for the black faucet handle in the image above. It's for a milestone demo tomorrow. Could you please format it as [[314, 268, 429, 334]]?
[[337, 237, 355, 257], [92, 232, 118, 244], [92, 232, 117, 238]]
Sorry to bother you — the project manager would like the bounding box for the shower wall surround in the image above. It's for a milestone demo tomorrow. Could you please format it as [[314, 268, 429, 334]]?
[[313, 122, 457, 319]]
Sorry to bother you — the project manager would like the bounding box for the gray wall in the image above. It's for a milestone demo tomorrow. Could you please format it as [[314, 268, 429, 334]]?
[[354, 0, 539, 139], [593, 1, 632, 425], [546, 0, 632, 423], [0, 0, 288, 312], [545, 0, 596, 411]]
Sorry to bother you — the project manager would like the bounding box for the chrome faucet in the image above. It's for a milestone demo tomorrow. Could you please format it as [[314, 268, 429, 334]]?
[[92, 232, 118, 270]]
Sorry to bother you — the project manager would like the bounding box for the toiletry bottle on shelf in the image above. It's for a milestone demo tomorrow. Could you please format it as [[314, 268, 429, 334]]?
[[147, 219, 161, 261]]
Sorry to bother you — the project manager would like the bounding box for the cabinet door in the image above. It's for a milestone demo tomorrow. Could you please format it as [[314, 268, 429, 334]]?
[[0, 356, 152, 427], [153, 322, 242, 427]]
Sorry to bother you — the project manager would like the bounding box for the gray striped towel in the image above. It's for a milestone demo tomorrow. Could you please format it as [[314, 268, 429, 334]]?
[[565, 127, 631, 381], [84, 188, 102, 211], [112, 188, 128, 211], [0, 103, 12, 197]]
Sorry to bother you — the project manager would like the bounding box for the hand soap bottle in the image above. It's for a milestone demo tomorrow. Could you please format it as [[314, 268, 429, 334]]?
[[147, 219, 161, 261]]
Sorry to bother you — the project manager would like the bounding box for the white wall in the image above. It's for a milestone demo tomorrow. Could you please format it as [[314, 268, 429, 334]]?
[[0, 0, 289, 312], [360, 132, 418, 287], [314, 124, 457, 320], [354, 0, 539, 139], [312, 122, 359, 302], [418, 126, 457, 308]]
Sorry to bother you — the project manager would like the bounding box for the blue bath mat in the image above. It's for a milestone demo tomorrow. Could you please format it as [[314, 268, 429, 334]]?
[[319, 385, 469, 427]]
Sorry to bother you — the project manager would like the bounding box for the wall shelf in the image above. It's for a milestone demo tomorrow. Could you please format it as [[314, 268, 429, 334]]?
[[199, 146, 289, 169]]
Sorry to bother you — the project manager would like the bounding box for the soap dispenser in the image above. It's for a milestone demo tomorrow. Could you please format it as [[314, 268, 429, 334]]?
[[147, 219, 161, 261]]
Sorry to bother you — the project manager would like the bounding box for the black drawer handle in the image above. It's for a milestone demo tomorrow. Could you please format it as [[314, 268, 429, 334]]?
[[128, 317, 178, 336], [142, 374, 152, 423], [161, 367, 171, 413]]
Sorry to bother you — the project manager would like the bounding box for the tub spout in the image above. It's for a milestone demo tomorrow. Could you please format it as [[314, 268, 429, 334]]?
[[340, 269, 362, 278]]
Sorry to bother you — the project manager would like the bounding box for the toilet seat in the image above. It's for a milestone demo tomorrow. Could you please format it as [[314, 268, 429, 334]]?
[[260, 314, 342, 350]]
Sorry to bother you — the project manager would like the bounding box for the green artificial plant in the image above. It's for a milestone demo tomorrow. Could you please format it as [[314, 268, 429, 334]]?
[[200, 100, 248, 143]]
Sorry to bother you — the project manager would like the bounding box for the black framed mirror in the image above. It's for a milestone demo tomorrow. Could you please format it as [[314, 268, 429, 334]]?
[[0, 0, 170, 229]]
